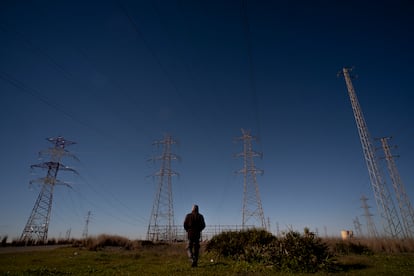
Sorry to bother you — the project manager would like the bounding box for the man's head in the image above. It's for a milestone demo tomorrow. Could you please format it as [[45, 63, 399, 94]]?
[[192, 204, 199, 213]]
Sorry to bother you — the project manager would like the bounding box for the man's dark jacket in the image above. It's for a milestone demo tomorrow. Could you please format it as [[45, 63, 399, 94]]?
[[184, 211, 206, 240]]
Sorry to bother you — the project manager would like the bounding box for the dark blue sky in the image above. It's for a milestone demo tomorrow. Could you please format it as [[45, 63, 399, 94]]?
[[1, 0, 413, 239]]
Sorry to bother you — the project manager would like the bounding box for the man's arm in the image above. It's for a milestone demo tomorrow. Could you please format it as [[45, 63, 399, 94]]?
[[183, 214, 190, 231], [200, 215, 206, 231]]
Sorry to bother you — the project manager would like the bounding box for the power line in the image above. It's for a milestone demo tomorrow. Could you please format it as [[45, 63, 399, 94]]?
[[69, 185, 143, 228], [0, 71, 114, 141], [116, 1, 185, 100], [240, 0, 262, 142], [0, 21, 73, 80], [74, 173, 148, 225], [1, 17, 153, 144], [73, 47, 154, 142], [150, 1, 198, 89]]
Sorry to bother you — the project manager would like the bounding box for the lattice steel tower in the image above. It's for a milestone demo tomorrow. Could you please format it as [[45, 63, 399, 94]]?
[[353, 216, 363, 237], [235, 128, 266, 229], [380, 137, 414, 238], [340, 67, 403, 237], [147, 134, 179, 242], [20, 136, 78, 244], [82, 211, 92, 239], [360, 195, 378, 238]]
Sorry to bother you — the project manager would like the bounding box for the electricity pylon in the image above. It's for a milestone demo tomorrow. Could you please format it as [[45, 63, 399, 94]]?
[[360, 195, 378, 238], [353, 216, 363, 237], [147, 134, 179, 242], [235, 128, 266, 229], [20, 136, 78, 244], [82, 211, 92, 239], [339, 67, 403, 238], [380, 137, 414, 238], [65, 228, 71, 240]]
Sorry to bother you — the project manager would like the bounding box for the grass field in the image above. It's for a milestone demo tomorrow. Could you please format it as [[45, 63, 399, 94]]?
[[1, 242, 414, 275]]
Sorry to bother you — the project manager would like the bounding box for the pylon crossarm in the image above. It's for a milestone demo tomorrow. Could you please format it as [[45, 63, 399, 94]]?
[[30, 177, 56, 186], [59, 165, 78, 174], [30, 162, 78, 174], [39, 148, 79, 161]]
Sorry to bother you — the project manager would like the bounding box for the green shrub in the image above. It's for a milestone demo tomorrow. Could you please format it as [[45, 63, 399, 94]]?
[[206, 229, 275, 262], [206, 228, 335, 273], [276, 230, 334, 273]]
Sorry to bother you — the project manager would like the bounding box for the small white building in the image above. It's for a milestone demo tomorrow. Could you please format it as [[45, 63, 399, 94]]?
[[341, 230, 353, 240]]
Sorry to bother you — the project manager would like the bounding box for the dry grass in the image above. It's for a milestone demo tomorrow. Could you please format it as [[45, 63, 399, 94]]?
[[79, 234, 139, 251], [324, 237, 414, 254], [68, 234, 414, 255], [359, 237, 414, 253], [2, 235, 414, 275]]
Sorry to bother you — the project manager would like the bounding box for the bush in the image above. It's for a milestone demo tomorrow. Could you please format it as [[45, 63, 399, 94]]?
[[47, 238, 57, 245], [1, 236, 8, 246], [206, 229, 335, 273], [206, 229, 275, 262], [333, 241, 373, 255], [275, 230, 334, 273]]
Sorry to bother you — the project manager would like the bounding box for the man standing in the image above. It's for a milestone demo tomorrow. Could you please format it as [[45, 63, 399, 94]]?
[[183, 204, 206, 267]]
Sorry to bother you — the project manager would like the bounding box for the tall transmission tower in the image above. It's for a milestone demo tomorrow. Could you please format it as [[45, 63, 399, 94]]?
[[20, 136, 78, 244], [353, 216, 363, 237], [147, 134, 179, 242], [380, 137, 414, 238], [65, 228, 71, 240], [360, 195, 378, 238], [82, 211, 92, 239], [235, 128, 266, 229], [339, 67, 403, 238]]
